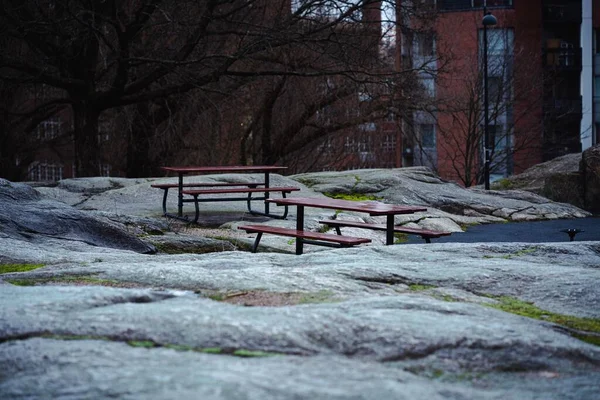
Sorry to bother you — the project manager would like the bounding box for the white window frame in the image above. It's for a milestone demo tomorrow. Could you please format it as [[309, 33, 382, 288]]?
[[381, 134, 396, 151], [36, 117, 61, 141], [28, 162, 64, 182]]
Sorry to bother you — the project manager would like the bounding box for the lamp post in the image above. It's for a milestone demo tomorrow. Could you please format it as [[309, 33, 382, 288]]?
[[482, 9, 497, 190]]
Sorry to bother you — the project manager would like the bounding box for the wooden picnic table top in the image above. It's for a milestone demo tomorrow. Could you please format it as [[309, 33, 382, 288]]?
[[266, 197, 427, 216], [161, 165, 287, 174]]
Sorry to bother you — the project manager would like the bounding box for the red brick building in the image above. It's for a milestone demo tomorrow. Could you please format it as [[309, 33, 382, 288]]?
[[399, 0, 600, 186]]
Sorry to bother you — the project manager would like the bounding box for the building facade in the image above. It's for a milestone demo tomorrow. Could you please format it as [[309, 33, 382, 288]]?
[[401, 0, 600, 186]]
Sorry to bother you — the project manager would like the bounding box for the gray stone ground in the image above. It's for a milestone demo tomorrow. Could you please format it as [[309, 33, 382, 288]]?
[[1, 171, 600, 399]]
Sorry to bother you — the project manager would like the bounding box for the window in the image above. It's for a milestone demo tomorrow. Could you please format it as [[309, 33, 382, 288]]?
[[28, 162, 63, 182], [420, 124, 435, 148], [35, 117, 61, 141], [357, 136, 372, 152], [414, 32, 435, 57], [316, 106, 333, 125], [381, 135, 396, 151], [438, 0, 472, 11], [474, 0, 513, 8], [482, 29, 514, 58], [99, 164, 111, 177], [480, 28, 514, 104], [344, 136, 355, 153], [98, 119, 111, 142], [487, 76, 503, 102], [438, 0, 512, 11], [359, 122, 376, 132], [319, 137, 333, 154], [419, 77, 435, 97], [291, 0, 362, 21], [358, 91, 373, 102]]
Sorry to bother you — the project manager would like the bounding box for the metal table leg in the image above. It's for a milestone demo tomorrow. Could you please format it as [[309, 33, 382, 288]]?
[[386, 214, 394, 245], [296, 205, 304, 255]]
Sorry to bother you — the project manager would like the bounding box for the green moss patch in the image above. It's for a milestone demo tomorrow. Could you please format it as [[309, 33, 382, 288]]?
[[394, 233, 409, 244], [128, 340, 156, 348], [408, 283, 436, 291], [295, 177, 319, 188], [298, 290, 337, 304], [482, 246, 539, 259], [491, 178, 515, 190], [485, 296, 600, 346], [0, 263, 45, 274], [126, 341, 278, 357], [5, 275, 139, 288], [323, 192, 381, 202], [37, 334, 281, 357]]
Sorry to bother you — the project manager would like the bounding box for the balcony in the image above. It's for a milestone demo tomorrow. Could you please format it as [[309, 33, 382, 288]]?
[[542, 47, 582, 71], [542, 4, 582, 24]]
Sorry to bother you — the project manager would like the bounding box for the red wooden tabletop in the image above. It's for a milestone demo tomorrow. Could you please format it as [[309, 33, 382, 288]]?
[[161, 166, 287, 174], [266, 197, 427, 216]]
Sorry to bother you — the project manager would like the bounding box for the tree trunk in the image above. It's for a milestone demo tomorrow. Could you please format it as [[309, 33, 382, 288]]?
[[72, 103, 101, 177], [259, 78, 286, 165], [126, 103, 154, 178]]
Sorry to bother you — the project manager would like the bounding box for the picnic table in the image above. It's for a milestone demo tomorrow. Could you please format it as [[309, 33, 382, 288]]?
[[239, 197, 433, 255], [152, 165, 300, 223]]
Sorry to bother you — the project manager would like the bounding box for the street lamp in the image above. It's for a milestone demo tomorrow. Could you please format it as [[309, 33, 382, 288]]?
[[482, 9, 497, 190]]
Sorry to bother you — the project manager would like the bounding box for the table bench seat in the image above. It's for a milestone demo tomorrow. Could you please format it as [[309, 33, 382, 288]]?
[[238, 224, 371, 254], [181, 187, 299, 196], [180, 187, 300, 223], [152, 182, 265, 216], [151, 182, 264, 189], [319, 219, 451, 243]]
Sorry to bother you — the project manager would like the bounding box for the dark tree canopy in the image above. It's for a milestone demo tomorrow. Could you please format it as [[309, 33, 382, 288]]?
[[0, 0, 430, 178]]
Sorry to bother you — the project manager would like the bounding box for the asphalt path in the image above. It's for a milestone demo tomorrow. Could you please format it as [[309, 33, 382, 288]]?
[[407, 216, 600, 244]]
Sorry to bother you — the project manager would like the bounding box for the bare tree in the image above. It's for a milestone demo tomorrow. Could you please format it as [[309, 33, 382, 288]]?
[[404, 16, 547, 187], [0, 0, 436, 177]]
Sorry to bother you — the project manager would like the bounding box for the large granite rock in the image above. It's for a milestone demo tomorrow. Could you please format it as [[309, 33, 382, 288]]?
[[1, 240, 600, 399], [1, 172, 600, 399], [0, 179, 155, 254], [491, 153, 582, 193], [490, 147, 600, 214], [581, 145, 600, 213], [541, 171, 585, 209], [290, 168, 589, 223]]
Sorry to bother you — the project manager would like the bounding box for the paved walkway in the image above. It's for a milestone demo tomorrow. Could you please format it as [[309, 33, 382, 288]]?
[[409, 217, 600, 244]]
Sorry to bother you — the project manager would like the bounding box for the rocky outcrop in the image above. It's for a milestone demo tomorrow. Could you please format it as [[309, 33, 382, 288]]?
[[541, 171, 585, 209], [490, 147, 600, 214], [582, 145, 600, 213], [491, 153, 581, 192], [1, 173, 599, 399], [0, 179, 156, 254], [1, 240, 600, 399], [290, 167, 589, 224], [21, 169, 590, 253]]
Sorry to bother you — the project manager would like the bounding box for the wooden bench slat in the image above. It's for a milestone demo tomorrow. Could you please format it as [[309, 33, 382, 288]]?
[[151, 182, 263, 189], [238, 225, 371, 245], [182, 187, 300, 195], [319, 219, 451, 241], [392, 226, 452, 237]]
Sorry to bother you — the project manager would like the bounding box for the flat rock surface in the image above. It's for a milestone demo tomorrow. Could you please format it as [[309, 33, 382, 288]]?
[[1, 171, 599, 399]]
